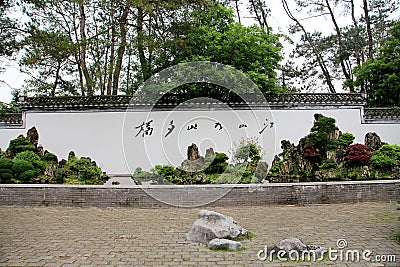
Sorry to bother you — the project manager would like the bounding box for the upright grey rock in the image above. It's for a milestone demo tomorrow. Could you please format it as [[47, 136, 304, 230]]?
[[27, 126, 39, 147], [186, 210, 248, 244], [205, 147, 215, 158], [187, 143, 200, 161], [365, 132, 382, 151]]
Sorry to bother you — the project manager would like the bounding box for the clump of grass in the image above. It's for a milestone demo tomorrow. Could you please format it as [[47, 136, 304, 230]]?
[[232, 231, 255, 241], [395, 234, 400, 244], [211, 245, 246, 252]]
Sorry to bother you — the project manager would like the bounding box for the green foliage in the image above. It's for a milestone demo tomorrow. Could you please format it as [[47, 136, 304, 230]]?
[[176, 3, 285, 94], [11, 159, 36, 183], [14, 151, 44, 171], [0, 169, 13, 183], [205, 153, 229, 174], [395, 234, 400, 244], [63, 155, 104, 184], [11, 159, 35, 175], [0, 102, 20, 114], [354, 22, 400, 107], [6, 136, 36, 156], [43, 151, 57, 162], [337, 133, 355, 149], [153, 165, 176, 181], [320, 159, 337, 170], [306, 117, 337, 151], [232, 137, 263, 164], [18, 170, 37, 182], [370, 144, 400, 169], [231, 231, 255, 241], [0, 158, 13, 169], [0, 158, 13, 183]]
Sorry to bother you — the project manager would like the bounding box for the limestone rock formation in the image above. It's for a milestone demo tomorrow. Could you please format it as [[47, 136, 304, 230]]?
[[187, 143, 200, 161], [186, 210, 248, 244], [364, 132, 382, 151], [27, 126, 39, 147]]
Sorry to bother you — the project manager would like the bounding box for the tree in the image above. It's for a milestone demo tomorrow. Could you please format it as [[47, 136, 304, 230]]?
[[353, 22, 400, 107], [21, 29, 76, 96], [0, 0, 18, 57], [282, 0, 398, 93], [178, 3, 285, 94], [282, 0, 336, 93]]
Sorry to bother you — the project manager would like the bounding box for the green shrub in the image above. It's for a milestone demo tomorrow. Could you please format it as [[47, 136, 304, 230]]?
[[338, 133, 355, 149], [306, 117, 337, 150], [320, 159, 337, 170], [14, 151, 44, 171], [19, 170, 37, 182], [205, 153, 229, 174], [370, 155, 397, 169], [370, 144, 400, 169], [43, 151, 57, 162], [63, 156, 104, 184], [0, 169, 13, 183], [0, 158, 13, 170], [153, 165, 176, 180], [7, 136, 36, 155], [12, 159, 35, 174], [232, 137, 263, 163]]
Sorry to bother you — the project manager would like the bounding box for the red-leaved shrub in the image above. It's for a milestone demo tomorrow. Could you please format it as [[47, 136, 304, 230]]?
[[345, 144, 372, 166]]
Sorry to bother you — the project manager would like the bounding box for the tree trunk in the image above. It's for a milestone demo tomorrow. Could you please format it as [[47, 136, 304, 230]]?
[[107, 3, 116, 95], [137, 7, 151, 81], [350, 0, 363, 65], [112, 3, 130, 95], [52, 61, 61, 96], [79, 2, 94, 95], [325, 0, 353, 92], [234, 0, 241, 24], [363, 0, 373, 59]]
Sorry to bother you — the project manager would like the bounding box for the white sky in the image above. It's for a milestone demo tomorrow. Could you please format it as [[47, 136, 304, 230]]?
[[0, 0, 398, 103]]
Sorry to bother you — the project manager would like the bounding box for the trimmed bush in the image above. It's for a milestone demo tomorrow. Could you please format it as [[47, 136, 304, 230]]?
[[7, 136, 36, 156], [205, 153, 229, 174], [370, 144, 400, 169], [11, 159, 35, 174], [14, 151, 44, 171], [19, 170, 37, 182], [0, 158, 13, 170]]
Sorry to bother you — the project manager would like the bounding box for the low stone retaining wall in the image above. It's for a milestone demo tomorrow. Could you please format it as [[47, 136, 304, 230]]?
[[0, 180, 398, 208]]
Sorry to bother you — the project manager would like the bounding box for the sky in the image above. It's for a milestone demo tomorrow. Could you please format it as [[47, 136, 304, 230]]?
[[0, 0, 398, 103]]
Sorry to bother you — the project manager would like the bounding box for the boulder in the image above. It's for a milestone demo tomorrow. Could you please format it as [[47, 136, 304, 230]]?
[[208, 238, 242, 250], [364, 132, 382, 151], [186, 210, 248, 244]]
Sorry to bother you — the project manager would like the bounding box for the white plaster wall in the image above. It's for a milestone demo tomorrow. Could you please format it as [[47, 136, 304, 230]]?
[[1, 108, 399, 174]]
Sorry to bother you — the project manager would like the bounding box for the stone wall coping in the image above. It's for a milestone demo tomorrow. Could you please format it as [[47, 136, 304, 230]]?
[[1, 179, 398, 189]]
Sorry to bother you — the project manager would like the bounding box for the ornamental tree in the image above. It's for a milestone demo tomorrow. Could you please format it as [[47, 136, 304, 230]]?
[[345, 144, 373, 166]]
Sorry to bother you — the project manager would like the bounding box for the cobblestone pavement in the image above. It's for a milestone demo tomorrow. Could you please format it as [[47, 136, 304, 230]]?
[[0, 202, 399, 267]]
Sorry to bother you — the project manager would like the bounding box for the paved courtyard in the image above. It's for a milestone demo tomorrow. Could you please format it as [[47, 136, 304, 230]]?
[[0, 202, 399, 267]]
